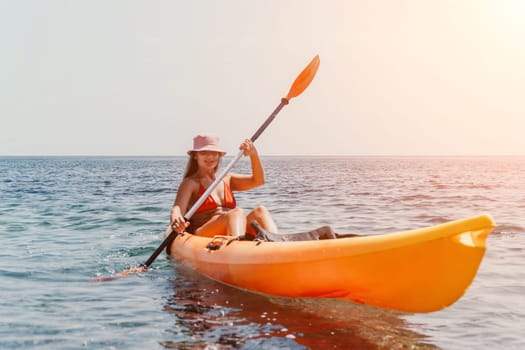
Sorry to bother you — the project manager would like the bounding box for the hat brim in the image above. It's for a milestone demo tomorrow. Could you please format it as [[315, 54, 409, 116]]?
[[187, 146, 226, 156]]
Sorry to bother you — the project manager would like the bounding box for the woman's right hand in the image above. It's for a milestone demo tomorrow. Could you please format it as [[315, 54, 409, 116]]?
[[170, 205, 189, 233], [171, 215, 189, 233]]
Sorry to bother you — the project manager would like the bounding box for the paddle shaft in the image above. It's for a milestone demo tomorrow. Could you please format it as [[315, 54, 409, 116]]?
[[142, 98, 289, 267]]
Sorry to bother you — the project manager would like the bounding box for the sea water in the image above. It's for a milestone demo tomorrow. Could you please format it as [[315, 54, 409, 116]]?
[[1, 156, 524, 349]]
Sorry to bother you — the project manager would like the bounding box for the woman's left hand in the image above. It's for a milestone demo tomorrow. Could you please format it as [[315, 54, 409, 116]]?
[[240, 139, 257, 156]]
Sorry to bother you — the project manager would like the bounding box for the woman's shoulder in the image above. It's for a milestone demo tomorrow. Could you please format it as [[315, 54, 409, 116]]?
[[223, 174, 233, 184], [180, 176, 201, 190]]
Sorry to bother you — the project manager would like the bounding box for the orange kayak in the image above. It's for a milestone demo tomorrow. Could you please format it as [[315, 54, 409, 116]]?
[[168, 214, 495, 313]]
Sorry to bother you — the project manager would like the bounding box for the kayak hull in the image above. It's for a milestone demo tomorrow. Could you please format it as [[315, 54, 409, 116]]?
[[168, 214, 495, 313]]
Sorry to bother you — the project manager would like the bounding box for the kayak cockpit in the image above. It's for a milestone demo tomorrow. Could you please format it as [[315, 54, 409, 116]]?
[[245, 221, 359, 242]]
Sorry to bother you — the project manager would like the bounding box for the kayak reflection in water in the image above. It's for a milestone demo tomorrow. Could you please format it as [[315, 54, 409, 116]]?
[[170, 133, 278, 238]]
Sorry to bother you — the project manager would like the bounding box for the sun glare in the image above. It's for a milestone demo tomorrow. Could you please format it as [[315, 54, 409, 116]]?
[[497, 0, 525, 33]]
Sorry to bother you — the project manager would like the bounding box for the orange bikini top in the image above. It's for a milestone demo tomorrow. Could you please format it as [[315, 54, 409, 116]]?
[[195, 181, 236, 213]]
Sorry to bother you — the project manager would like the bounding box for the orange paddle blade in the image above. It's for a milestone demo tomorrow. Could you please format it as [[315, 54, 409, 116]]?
[[90, 265, 148, 282], [285, 55, 320, 101]]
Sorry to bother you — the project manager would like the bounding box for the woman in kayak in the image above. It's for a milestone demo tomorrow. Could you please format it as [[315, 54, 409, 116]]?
[[170, 133, 277, 238]]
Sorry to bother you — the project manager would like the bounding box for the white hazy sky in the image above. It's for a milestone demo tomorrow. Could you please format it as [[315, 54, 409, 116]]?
[[1, 1, 524, 156]]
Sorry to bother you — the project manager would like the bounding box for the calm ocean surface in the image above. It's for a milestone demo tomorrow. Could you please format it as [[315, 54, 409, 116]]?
[[1, 156, 523, 349]]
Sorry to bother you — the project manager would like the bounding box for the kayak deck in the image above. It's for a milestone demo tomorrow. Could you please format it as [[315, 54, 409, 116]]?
[[168, 214, 495, 313]]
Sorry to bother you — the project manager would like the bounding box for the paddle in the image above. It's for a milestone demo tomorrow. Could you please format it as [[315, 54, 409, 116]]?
[[92, 55, 320, 281]]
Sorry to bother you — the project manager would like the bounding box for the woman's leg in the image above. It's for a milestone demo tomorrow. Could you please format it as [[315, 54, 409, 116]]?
[[246, 206, 278, 235], [194, 207, 247, 237]]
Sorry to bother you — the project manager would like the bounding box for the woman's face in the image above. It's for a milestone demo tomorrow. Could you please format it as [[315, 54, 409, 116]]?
[[194, 151, 221, 170]]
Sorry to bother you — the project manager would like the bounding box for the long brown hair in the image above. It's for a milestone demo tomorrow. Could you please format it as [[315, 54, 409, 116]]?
[[183, 152, 222, 178]]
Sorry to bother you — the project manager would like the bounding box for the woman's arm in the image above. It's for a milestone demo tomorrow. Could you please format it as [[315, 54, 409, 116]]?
[[229, 139, 265, 191], [170, 178, 195, 231]]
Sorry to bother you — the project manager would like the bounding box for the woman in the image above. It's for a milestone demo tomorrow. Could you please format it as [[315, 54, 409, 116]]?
[[170, 133, 277, 238]]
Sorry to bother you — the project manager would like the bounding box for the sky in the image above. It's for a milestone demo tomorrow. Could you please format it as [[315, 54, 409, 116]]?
[[1, 0, 524, 156]]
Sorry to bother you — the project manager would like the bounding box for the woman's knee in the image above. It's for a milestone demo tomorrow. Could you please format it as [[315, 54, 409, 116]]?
[[251, 205, 269, 219], [249, 205, 277, 232]]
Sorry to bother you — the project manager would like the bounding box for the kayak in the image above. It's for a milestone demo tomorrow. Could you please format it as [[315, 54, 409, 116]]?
[[168, 214, 495, 313]]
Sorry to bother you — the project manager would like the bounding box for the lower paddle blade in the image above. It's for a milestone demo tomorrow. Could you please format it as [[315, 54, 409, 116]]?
[[90, 265, 148, 282]]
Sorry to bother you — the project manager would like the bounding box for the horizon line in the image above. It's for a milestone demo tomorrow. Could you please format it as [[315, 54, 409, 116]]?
[[1, 154, 524, 158]]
